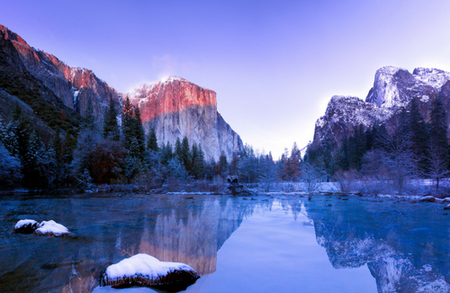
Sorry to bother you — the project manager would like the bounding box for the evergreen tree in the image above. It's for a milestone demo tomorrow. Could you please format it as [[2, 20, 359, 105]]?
[[161, 142, 173, 165], [174, 138, 182, 162], [409, 98, 429, 174], [147, 127, 159, 152], [218, 152, 228, 177], [429, 97, 448, 162], [428, 97, 449, 194], [287, 142, 301, 181], [84, 97, 95, 130], [121, 97, 135, 149], [0, 140, 22, 189], [133, 106, 146, 157], [192, 144, 205, 179], [103, 98, 120, 140], [23, 130, 46, 189], [128, 136, 141, 158], [181, 136, 192, 171]]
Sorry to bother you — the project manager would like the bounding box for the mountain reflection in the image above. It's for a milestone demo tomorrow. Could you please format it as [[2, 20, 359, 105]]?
[[304, 196, 450, 292], [0, 194, 259, 293]]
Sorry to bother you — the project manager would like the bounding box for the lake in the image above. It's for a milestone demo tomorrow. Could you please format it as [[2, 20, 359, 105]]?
[[1, 193, 449, 292]]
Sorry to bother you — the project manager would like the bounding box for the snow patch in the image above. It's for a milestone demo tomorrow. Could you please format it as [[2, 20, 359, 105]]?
[[420, 95, 429, 103], [35, 220, 70, 236], [14, 219, 38, 230], [413, 67, 450, 90]]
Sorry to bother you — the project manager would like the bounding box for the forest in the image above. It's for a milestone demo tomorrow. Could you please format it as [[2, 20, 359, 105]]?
[[1, 95, 449, 196]]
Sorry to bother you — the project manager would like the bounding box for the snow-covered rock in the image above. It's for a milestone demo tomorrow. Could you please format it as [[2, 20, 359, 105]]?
[[13, 219, 40, 234], [313, 95, 394, 145], [101, 253, 199, 288], [444, 204, 450, 210], [313, 66, 450, 146], [34, 220, 70, 236], [366, 66, 438, 108], [419, 196, 437, 203]]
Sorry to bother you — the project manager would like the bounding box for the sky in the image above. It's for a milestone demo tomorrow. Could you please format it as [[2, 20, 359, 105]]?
[[2, 0, 450, 159]]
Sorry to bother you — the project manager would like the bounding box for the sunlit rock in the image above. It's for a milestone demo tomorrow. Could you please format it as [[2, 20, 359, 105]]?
[[124, 77, 243, 161]]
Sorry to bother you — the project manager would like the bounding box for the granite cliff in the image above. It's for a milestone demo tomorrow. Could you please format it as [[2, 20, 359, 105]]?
[[314, 66, 450, 146], [124, 77, 244, 161]]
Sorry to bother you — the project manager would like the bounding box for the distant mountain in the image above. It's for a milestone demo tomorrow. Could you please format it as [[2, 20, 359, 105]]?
[[124, 77, 243, 161], [313, 66, 450, 146], [0, 24, 243, 159]]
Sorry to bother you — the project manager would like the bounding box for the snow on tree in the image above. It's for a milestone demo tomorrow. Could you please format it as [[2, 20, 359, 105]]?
[[103, 98, 120, 141], [0, 141, 22, 189]]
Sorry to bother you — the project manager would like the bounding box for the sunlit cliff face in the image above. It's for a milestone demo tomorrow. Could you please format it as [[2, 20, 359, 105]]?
[[124, 76, 217, 123]]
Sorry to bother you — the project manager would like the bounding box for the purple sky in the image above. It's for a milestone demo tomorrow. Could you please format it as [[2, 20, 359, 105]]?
[[2, 0, 450, 158]]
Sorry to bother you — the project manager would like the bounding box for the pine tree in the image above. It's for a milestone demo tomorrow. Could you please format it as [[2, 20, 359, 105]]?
[[174, 137, 182, 162], [121, 97, 135, 149], [161, 142, 173, 165], [428, 97, 449, 194], [128, 136, 141, 158], [103, 98, 120, 140], [181, 136, 192, 171], [192, 144, 205, 179], [23, 130, 45, 189], [409, 98, 429, 174], [84, 97, 95, 130], [0, 140, 22, 189], [147, 127, 159, 152], [133, 106, 146, 157], [287, 142, 301, 181]]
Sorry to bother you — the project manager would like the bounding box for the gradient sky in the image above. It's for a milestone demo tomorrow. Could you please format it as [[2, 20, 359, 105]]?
[[2, 0, 450, 158]]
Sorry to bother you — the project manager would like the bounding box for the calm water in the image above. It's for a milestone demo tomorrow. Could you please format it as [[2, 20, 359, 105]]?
[[1, 193, 449, 292]]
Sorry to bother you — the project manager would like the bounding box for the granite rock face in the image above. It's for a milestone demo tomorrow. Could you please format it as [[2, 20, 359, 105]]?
[[0, 24, 244, 159], [0, 24, 121, 123], [314, 66, 450, 146], [124, 77, 243, 161]]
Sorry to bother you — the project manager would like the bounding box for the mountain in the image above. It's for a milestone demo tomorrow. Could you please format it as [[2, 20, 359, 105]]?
[[124, 77, 243, 161], [0, 24, 243, 160], [0, 25, 84, 140], [0, 25, 122, 124], [313, 66, 450, 146]]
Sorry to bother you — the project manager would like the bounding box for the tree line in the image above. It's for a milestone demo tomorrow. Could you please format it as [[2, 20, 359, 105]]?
[[0, 97, 298, 191], [304, 97, 449, 194]]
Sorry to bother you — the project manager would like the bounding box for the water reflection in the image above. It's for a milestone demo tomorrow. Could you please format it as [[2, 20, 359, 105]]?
[[1, 193, 449, 293], [304, 196, 450, 292], [0, 194, 259, 293]]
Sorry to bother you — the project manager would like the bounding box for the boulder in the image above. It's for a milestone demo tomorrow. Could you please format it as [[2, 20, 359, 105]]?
[[419, 196, 437, 203], [101, 254, 200, 290], [13, 219, 39, 234], [34, 220, 70, 236]]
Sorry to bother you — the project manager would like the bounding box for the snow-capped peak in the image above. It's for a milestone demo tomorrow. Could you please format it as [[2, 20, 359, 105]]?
[[413, 67, 450, 90]]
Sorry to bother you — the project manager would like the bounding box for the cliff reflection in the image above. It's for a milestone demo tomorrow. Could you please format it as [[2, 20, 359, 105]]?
[[136, 198, 253, 275], [304, 196, 450, 292], [0, 194, 260, 293]]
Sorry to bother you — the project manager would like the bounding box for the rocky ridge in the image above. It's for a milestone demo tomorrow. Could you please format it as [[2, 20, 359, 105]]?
[[0, 24, 122, 123], [314, 66, 450, 146]]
